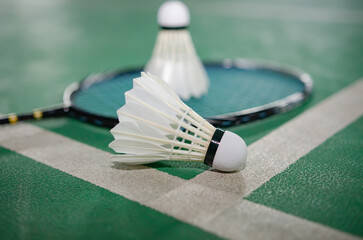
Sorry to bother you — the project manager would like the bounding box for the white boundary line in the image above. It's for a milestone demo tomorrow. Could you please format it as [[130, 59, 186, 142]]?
[[1, 79, 362, 239], [188, 78, 363, 197], [146, 79, 363, 239], [0, 123, 188, 203]]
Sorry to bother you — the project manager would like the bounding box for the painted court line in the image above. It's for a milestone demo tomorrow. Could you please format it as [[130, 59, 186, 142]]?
[[0, 124, 187, 203], [0, 126, 356, 240], [190, 78, 363, 198], [1, 79, 362, 239], [150, 79, 363, 238], [208, 199, 359, 240]]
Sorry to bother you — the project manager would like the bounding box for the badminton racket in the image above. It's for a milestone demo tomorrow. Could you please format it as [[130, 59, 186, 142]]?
[[0, 58, 313, 128]]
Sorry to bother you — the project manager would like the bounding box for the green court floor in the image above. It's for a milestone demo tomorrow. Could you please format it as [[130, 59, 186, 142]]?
[[1, 0, 362, 239]]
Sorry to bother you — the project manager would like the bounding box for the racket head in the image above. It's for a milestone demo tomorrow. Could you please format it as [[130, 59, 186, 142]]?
[[64, 58, 313, 128]]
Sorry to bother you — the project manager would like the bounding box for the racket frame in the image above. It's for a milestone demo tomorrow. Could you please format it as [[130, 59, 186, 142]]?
[[1, 58, 313, 128], [204, 59, 313, 127]]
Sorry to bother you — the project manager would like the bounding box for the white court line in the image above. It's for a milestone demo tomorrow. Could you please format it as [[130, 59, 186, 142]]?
[[0, 124, 188, 203], [189, 78, 363, 197], [209, 199, 359, 240], [193, 2, 363, 24], [1, 79, 362, 239], [149, 79, 363, 238]]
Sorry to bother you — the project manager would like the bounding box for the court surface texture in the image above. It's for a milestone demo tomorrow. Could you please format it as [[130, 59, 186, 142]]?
[[0, 0, 362, 239]]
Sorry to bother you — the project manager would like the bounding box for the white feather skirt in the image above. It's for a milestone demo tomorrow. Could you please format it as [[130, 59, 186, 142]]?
[[144, 29, 209, 100]]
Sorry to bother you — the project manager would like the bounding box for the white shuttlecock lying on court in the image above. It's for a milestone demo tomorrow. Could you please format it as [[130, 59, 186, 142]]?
[[144, 0, 209, 101], [109, 72, 247, 172]]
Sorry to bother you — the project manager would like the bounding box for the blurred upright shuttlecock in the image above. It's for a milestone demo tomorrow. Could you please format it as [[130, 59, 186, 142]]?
[[144, 0, 209, 101], [109, 72, 247, 172]]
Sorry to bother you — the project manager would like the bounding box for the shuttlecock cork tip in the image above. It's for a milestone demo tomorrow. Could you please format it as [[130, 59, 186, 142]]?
[[204, 130, 247, 172], [157, 1, 190, 28]]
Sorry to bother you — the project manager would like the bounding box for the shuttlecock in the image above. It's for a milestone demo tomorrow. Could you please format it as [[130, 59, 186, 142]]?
[[109, 72, 247, 172], [144, 0, 209, 101]]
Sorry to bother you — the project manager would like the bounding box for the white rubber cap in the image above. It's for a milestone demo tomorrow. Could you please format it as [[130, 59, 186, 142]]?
[[157, 1, 190, 28], [212, 131, 247, 172]]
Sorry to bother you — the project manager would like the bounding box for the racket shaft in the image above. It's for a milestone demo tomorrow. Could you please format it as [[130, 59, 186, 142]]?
[[0, 108, 67, 124]]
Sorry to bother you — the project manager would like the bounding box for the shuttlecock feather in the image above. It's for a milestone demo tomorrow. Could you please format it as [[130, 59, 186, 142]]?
[[109, 72, 247, 172], [144, 0, 209, 101]]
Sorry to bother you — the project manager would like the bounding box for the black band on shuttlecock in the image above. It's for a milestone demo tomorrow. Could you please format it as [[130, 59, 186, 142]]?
[[160, 26, 188, 30], [204, 129, 225, 167]]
